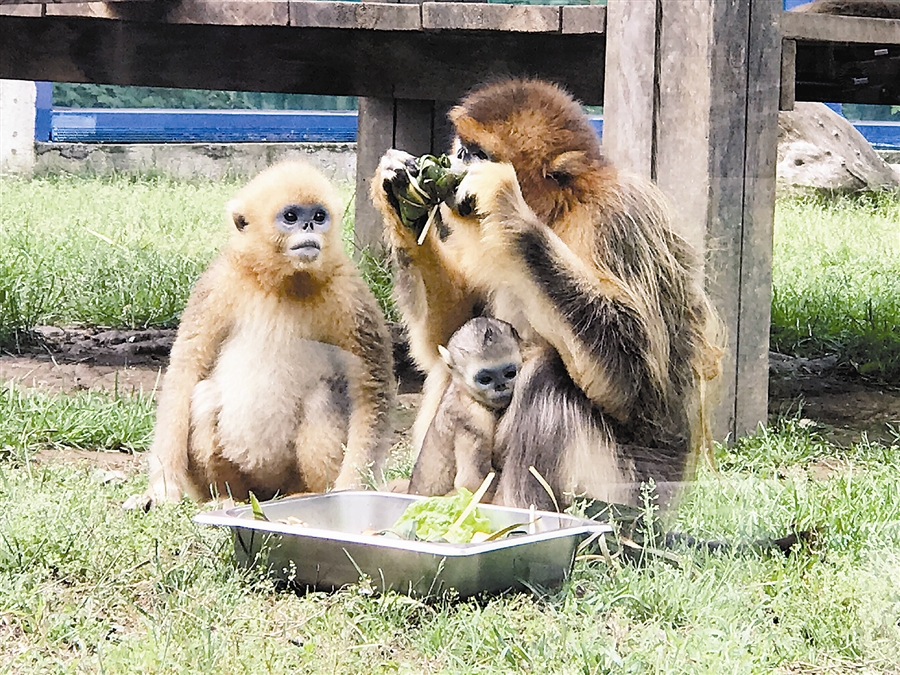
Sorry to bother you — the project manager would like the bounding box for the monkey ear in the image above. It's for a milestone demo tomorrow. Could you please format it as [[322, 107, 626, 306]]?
[[545, 151, 589, 184], [227, 199, 249, 232], [437, 345, 452, 367]]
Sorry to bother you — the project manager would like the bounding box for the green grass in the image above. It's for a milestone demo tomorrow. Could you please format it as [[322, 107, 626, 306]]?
[[0, 174, 395, 348], [772, 191, 900, 382], [2, 174, 897, 377], [1, 393, 899, 673]]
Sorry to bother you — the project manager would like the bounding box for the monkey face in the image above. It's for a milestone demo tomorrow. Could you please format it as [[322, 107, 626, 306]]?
[[448, 79, 610, 222], [227, 161, 345, 279], [464, 359, 519, 411], [275, 202, 331, 264]]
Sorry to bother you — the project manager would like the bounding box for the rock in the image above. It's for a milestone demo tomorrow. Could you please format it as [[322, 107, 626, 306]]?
[[776, 102, 900, 193]]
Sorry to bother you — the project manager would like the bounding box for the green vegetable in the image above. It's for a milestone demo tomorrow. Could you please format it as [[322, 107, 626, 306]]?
[[392, 488, 493, 544], [390, 154, 465, 239]]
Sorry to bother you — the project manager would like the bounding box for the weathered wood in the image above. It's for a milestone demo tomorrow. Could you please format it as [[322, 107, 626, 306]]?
[[561, 5, 606, 35], [168, 1, 288, 26], [602, 0, 656, 178], [781, 11, 900, 43], [0, 15, 606, 104], [355, 97, 395, 255], [290, 1, 419, 31], [605, 0, 781, 441], [394, 99, 435, 155], [0, 3, 40, 15], [421, 2, 559, 32], [733, 0, 780, 439], [0, 0, 148, 3], [780, 38, 796, 110], [653, 0, 712, 256]]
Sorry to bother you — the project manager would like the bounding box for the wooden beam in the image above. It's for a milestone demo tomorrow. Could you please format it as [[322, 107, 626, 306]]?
[[602, 0, 657, 179], [0, 15, 607, 104], [290, 1, 420, 31], [561, 5, 605, 35], [421, 2, 559, 32], [605, 0, 781, 442], [781, 12, 900, 44], [780, 38, 796, 110]]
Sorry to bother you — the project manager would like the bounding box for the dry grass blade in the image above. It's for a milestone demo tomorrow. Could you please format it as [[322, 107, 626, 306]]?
[[445, 472, 495, 541]]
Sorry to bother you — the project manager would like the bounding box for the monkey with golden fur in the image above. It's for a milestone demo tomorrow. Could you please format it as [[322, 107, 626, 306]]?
[[373, 78, 722, 512], [133, 161, 394, 507], [407, 317, 522, 497]]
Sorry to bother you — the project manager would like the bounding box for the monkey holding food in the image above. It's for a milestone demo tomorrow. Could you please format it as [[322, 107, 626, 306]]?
[[129, 161, 394, 508], [372, 78, 722, 512], [407, 317, 522, 497]]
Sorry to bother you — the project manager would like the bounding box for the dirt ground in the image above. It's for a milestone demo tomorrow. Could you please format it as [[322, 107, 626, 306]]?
[[2, 326, 898, 474]]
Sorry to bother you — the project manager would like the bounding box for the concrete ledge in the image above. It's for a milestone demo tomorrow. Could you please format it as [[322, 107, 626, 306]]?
[[32, 141, 357, 183]]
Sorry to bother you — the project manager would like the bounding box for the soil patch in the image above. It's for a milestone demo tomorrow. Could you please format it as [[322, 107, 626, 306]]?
[[3, 328, 898, 473]]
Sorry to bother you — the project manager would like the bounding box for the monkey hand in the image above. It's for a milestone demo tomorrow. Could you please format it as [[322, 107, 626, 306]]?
[[453, 161, 538, 243], [379, 150, 464, 241]]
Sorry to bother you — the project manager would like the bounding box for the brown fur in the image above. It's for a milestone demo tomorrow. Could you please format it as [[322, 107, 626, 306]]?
[[407, 317, 522, 496], [372, 79, 722, 511], [138, 161, 394, 506]]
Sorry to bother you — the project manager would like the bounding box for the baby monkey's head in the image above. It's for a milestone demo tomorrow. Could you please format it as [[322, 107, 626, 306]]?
[[440, 317, 523, 412]]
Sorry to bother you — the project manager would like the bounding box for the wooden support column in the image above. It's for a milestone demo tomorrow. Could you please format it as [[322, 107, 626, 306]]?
[[603, 0, 782, 442], [355, 97, 453, 256]]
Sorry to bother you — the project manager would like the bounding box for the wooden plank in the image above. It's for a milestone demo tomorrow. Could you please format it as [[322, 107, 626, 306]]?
[[0, 15, 606, 103], [703, 0, 752, 442], [0, 0, 148, 3], [0, 3, 41, 15], [422, 2, 559, 32], [781, 12, 900, 44], [780, 38, 796, 110], [561, 5, 605, 35], [168, 1, 288, 26], [653, 0, 712, 256], [290, 1, 420, 31], [734, 0, 781, 440], [355, 97, 395, 256], [43, 0, 290, 23], [602, 0, 656, 178]]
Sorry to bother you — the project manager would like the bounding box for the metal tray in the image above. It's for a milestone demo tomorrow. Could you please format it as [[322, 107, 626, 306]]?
[[194, 491, 612, 599]]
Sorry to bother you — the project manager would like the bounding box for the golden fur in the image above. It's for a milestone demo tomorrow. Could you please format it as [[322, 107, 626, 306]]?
[[140, 161, 394, 505], [372, 79, 722, 510]]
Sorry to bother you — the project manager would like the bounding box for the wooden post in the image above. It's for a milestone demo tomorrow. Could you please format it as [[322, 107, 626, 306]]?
[[355, 97, 453, 256], [603, 0, 782, 442]]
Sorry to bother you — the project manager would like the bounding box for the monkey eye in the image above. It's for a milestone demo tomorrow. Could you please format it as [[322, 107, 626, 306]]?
[[313, 208, 328, 223], [282, 208, 299, 223], [458, 143, 490, 163], [503, 367, 517, 380], [475, 372, 493, 387]]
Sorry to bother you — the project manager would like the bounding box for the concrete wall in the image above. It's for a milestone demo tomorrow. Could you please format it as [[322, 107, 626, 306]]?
[[33, 141, 358, 185], [0, 79, 37, 175]]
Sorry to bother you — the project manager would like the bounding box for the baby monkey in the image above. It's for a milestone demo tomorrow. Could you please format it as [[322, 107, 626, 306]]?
[[407, 317, 522, 497]]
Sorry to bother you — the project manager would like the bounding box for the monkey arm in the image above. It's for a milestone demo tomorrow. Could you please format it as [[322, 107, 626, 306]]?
[[449, 162, 670, 422], [147, 263, 233, 502], [331, 282, 396, 490], [371, 150, 482, 372]]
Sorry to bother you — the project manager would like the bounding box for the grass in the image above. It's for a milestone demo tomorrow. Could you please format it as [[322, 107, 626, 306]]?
[[0, 173, 396, 348], [772, 191, 900, 382], [1, 173, 899, 672], [2, 174, 897, 377], [1, 389, 899, 673]]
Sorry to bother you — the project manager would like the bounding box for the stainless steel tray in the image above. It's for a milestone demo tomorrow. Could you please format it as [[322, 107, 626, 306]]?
[[194, 491, 612, 599]]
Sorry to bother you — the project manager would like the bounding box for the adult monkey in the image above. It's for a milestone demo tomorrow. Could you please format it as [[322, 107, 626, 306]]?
[[372, 78, 723, 513]]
